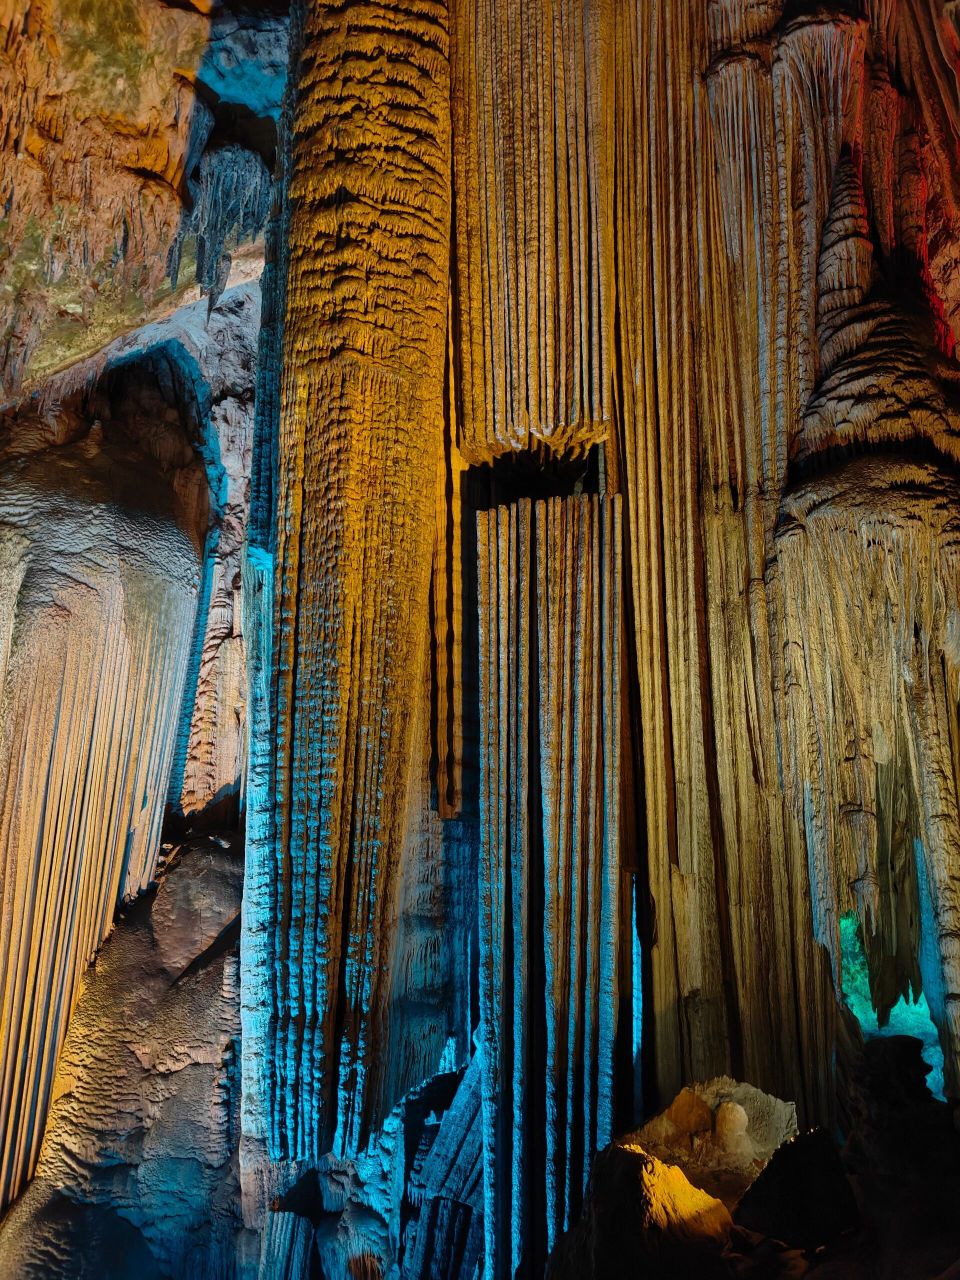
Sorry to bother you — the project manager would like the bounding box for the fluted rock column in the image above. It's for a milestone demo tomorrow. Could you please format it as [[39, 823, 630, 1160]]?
[[476, 494, 623, 1274], [251, 0, 452, 1165]]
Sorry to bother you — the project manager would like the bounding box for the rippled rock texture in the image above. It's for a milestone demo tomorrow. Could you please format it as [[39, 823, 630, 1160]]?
[[0, 834, 250, 1279]]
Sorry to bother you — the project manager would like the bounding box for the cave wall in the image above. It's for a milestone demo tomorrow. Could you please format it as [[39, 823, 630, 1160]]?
[[0, 0, 284, 391], [0, 280, 261, 1215]]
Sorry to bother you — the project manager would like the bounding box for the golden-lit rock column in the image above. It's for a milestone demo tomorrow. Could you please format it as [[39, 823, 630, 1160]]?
[[262, 0, 452, 1162]]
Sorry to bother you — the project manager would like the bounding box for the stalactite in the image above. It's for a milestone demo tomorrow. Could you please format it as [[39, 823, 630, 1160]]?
[[694, 0, 868, 1122], [178, 144, 272, 303], [258, 0, 452, 1166], [383, 644, 474, 1115], [773, 118, 960, 1101], [4, 0, 960, 1272], [775, 15, 867, 417], [130, 286, 262, 824], [450, 0, 615, 461], [240, 15, 298, 1211], [431, 327, 467, 820], [257, 1212, 315, 1279], [776, 459, 960, 1098], [0, 0, 286, 393], [0, 440, 200, 1210], [613, 0, 734, 1109], [476, 493, 622, 1274]]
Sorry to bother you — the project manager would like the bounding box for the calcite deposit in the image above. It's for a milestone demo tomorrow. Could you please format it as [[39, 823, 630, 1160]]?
[[0, 0, 283, 391], [0, 279, 259, 1212], [0, 835, 249, 1278], [2, 0, 960, 1277]]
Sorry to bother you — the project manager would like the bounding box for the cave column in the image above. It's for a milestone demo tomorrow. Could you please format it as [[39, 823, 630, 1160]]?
[[241, 0, 452, 1171]]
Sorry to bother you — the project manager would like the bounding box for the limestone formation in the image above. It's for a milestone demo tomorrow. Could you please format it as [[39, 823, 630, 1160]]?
[[0, 0, 283, 391], [450, 0, 615, 460], [2, 0, 960, 1277], [547, 1134, 734, 1280], [0, 835, 250, 1279], [476, 494, 622, 1270], [635, 1078, 799, 1208], [0, 365, 203, 1211], [242, 0, 453, 1175], [0, 281, 259, 1213]]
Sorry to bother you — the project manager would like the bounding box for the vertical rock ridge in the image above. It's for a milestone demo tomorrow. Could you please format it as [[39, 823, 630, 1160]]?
[[476, 493, 622, 1274], [450, 0, 615, 461], [614, 0, 739, 1110], [431, 346, 467, 821], [777, 460, 960, 1096], [0, 456, 200, 1209], [262, 0, 452, 1164]]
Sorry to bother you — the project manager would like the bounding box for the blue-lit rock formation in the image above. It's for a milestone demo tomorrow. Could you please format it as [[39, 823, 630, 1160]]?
[[0, 833, 249, 1278], [475, 495, 623, 1270], [240, 0, 453, 1182], [0, 280, 260, 1214]]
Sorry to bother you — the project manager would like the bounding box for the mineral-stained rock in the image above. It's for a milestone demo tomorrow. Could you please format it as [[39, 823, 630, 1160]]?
[[476, 493, 623, 1272], [636, 1077, 799, 1208], [450, 0, 615, 460], [6, 0, 960, 1276], [547, 1137, 733, 1280], [0, 389, 203, 1212], [0, 0, 285, 392], [242, 0, 453, 1175], [0, 834, 253, 1279]]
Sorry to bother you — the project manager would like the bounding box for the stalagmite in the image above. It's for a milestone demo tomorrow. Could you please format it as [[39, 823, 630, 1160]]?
[[401, 1056, 484, 1278]]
